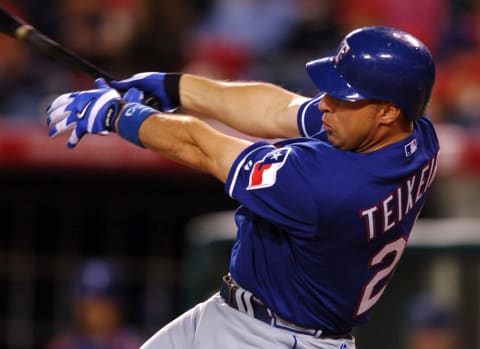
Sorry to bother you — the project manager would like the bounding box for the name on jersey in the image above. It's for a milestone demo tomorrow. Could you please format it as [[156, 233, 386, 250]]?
[[247, 148, 291, 190], [360, 152, 439, 241]]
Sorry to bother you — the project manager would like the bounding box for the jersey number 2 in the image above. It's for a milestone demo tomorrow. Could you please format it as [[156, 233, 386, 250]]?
[[355, 237, 407, 317]]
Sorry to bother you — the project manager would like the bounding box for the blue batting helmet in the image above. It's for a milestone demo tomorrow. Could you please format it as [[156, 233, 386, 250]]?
[[72, 259, 123, 300], [306, 26, 435, 120]]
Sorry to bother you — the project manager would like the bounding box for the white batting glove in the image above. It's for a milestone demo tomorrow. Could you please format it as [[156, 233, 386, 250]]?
[[47, 78, 142, 148]]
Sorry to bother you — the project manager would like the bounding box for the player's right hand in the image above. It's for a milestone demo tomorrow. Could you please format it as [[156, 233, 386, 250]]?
[[47, 78, 143, 148], [111, 72, 180, 112]]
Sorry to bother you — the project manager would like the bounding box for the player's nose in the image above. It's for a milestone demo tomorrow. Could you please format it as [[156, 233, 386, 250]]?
[[318, 95, 334, 113]]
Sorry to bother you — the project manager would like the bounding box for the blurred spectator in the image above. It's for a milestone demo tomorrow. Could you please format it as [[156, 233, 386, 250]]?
[[133, 0, 199, 73], [284, 0, 341, 55], [46, 259, 142, 349], [442, 0, 480, 55], [269, 0, 343, 94], [337, 0, 449, 55], [0, 34, 44, 118], [431, 51, 480, 127], [190, 0, 297, 57], [0, 3, 53, 119], [462, 0, 480, 47], [57, 0, 148, 80], [0, 1, 92, 119], [182, 35, 253, 80], [182, 0, 299, 80], [403, 294, 464, 349]]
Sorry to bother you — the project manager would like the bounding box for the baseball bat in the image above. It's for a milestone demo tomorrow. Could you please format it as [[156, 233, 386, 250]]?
[[0, 7, 115, 80], [0, 7, 161, 108]]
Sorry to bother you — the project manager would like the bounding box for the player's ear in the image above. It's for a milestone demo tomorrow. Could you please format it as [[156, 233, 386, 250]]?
[[378, 103, 402, 125]]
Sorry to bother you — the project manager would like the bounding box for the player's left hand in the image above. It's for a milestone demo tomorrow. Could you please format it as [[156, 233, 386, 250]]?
[[110, 72, 180, 112], [47, 78, 142, 148]]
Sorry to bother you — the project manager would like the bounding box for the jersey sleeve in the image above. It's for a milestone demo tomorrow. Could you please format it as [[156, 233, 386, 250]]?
[[225, 141, 318, 232], [297, 93, 325, 137]]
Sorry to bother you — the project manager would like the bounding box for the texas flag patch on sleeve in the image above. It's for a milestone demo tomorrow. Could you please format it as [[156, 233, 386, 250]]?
[[247, 148, 291, 190]]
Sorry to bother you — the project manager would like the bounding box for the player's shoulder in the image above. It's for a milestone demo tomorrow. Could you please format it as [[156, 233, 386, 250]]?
[[415, 115, 435, 129], [414, 115, 440, 150]]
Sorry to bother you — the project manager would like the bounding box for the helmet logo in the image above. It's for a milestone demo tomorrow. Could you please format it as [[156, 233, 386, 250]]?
[[334, 39, 351, 65]]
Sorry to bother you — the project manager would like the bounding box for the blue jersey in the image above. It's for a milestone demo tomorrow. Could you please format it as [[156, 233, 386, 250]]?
[[224, 95, 440, 334]]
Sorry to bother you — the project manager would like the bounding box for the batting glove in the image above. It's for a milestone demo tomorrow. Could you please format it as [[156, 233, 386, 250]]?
[[47, 78, 143, 148], [110, 72, 181, 112]]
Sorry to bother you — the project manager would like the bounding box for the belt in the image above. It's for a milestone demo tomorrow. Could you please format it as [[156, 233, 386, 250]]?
[[219, 275, 352, 339]]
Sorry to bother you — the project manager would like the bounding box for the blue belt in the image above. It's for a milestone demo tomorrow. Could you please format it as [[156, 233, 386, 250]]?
[[219, 275, 351, 339]]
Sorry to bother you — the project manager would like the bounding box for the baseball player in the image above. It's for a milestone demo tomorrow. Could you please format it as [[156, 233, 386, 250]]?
[[46, 26, 439, 349]]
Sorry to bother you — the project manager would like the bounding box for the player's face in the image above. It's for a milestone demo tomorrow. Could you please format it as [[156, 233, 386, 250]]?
[[318, 95, 388, 152]]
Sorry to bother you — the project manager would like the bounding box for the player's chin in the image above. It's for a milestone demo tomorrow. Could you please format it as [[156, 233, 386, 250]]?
[[325, 132, 338, 145], [327, 135, 352, 151]]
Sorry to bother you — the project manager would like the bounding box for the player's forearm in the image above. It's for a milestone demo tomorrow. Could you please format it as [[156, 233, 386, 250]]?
[[179, 74, 306, 139], [138, 112, 251, 182]]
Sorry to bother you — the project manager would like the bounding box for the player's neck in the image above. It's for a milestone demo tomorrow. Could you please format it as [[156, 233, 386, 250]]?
[[361, 121, 414, 153]]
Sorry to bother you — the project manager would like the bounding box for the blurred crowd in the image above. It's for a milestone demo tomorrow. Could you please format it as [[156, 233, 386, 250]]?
[[46, 259, 143, 349], [402, 294, 465, 349], [0, 0, 479, 127]]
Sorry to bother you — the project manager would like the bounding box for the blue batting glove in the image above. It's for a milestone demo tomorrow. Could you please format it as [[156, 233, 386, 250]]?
[[47, 78, 142, 148], [111, 72, 181, 112]]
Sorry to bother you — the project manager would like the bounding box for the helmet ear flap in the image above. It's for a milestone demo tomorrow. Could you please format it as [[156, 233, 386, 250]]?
[[306, 26, 436, 120]]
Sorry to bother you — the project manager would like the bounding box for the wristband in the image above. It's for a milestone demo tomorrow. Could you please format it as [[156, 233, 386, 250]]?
[[164, 73, 182, 107], [116, 103, 157, 147]]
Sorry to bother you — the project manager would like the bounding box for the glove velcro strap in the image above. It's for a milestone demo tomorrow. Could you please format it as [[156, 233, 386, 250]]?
[[116, 103, 157, 147], [105, 100, 124, 132]]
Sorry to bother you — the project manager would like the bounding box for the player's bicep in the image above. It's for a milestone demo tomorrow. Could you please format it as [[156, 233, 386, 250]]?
[[272, 95, 310, 138], [207, 133, 253, 183], [226, 143, 317, 231]]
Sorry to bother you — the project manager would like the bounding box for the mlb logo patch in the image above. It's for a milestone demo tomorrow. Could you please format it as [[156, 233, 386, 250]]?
[[404, 139, 418, 157], [247, 148, 291, 190]]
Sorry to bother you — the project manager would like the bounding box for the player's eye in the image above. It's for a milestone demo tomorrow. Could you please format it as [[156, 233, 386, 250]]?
[[331, 97, 383, 110]]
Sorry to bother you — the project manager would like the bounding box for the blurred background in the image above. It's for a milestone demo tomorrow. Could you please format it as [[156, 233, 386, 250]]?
[[0, 0, 479, 348]]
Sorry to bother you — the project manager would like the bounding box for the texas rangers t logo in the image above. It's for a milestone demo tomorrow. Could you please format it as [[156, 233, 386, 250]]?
[[247, 148, 291, 190], [334, 39, 351, 64]]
